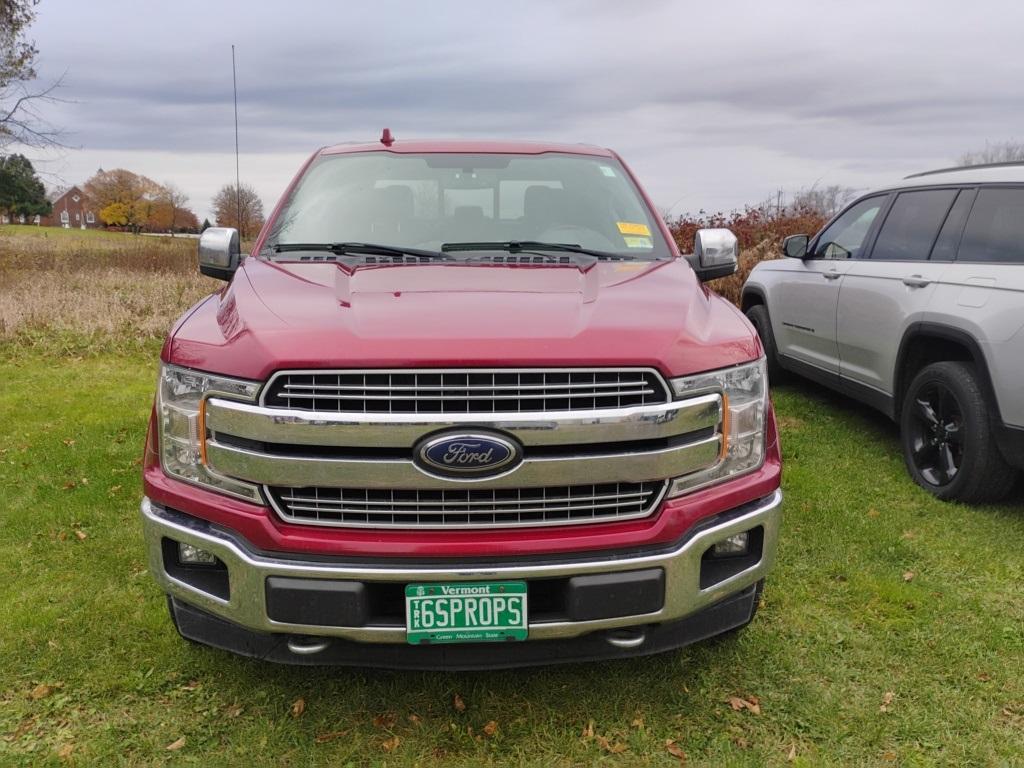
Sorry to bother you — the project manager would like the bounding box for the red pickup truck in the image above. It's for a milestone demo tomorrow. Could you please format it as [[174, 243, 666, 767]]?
[[140, 136, 782, 668]]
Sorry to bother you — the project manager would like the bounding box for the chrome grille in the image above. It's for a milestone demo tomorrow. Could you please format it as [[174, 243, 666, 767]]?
[[261, 368, 670, 413], [267, 481, 668, 529]]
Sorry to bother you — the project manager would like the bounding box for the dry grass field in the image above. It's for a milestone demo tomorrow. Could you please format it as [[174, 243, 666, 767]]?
[[0, 215, 810, 357], [0, 226, 217, 353]]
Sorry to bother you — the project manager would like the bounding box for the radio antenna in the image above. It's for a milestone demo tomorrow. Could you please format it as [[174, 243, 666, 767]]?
[[231, 44, 241, 237]]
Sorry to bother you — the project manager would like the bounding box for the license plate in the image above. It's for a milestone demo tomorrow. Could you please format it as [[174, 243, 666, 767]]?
[[405, 581, 528, 645]]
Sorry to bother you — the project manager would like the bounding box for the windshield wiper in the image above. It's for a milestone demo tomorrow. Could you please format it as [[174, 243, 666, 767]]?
[[271, 242, 451, 260], [441, 241, 633, 261]]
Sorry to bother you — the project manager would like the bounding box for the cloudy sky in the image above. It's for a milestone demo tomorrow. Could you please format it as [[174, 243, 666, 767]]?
[[21, 0, 1024, 222]]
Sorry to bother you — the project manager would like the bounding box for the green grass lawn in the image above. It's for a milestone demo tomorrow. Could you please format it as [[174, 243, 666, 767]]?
[[0, 224, 147, 242], [1, 351, 1021, 767]]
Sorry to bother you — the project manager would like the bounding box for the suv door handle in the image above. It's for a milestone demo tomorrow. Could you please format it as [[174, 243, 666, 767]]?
[[902, 276, 931, 288], [823, 271, 842, 280]]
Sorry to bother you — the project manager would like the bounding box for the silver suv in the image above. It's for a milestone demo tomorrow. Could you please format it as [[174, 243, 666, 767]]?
[[742, 163, 1024, 503]]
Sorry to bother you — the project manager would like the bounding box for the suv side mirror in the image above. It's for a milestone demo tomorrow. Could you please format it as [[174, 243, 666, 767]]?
[[782, 234, 809, 259], [688, 228, 739, 282], [198, 227, 241, 281]]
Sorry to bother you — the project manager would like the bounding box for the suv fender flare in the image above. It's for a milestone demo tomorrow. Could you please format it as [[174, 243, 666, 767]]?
[[740, 284, 768, 312], [894, 322, 1001, 422]]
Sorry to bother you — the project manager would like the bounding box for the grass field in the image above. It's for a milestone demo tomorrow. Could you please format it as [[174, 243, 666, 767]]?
[[0, 226, 1022, 766]]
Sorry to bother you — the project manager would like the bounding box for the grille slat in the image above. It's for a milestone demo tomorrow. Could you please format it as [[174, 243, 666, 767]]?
[[263, 368, 670, 414], [280, 379, 656, 393], [268, 481, 666, 529]]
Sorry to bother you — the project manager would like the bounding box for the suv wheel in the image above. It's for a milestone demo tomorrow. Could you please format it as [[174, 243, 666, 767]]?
[[745, 304, 786, 383], [900, 362, 1017, 503]]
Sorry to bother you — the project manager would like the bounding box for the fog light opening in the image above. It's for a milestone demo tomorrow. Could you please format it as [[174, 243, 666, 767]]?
[[178, 541, 220, 566], [712, 532, 749, 558]]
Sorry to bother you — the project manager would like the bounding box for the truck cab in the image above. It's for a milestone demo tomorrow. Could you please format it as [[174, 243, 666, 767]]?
[[141, 137, 782, 668]]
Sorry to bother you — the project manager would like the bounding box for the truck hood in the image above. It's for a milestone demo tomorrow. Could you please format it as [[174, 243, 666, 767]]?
[[166, 257, 759, 381]]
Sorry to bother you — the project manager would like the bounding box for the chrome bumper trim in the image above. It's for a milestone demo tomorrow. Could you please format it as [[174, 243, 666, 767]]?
[[140, 489, 782, 644], [205, 393, 721, 448], [205, 434, 722, 489]]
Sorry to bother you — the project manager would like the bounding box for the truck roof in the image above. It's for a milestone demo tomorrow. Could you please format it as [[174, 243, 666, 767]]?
[[319, 138, 615, 157]]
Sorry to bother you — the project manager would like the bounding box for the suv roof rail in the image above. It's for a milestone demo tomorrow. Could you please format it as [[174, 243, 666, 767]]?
[[905, 160, 1024, 179]]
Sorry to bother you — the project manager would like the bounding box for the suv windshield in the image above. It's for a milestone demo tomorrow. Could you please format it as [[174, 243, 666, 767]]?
[[263, 152, 671, 261]]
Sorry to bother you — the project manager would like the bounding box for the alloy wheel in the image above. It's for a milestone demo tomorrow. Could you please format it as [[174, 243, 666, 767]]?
[[906, 382, 964, 487]]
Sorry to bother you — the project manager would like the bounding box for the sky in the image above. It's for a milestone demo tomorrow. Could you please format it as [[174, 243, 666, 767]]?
[[18, 0, 1024, 223]]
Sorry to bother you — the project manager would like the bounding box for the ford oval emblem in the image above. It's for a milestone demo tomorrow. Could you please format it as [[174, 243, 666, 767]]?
[[415, 432, 522, 479]]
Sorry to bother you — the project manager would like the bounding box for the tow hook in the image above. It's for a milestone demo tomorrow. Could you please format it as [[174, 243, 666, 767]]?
[[287, 637, 331, 656], [604, 628, 646, 649]]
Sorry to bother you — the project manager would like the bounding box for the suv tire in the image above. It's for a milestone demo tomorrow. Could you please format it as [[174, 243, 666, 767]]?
[[900, 361, 1018, 503], [745, 304, 787, 383]]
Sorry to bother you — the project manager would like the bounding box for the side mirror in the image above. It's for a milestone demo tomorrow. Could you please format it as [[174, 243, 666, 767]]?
[[687, 228, 738, 282], [198, 227, 241, 281], [782, 234, 809, 259]]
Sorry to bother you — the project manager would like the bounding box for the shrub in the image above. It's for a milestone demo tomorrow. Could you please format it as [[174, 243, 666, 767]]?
[[666, 207, 829, 305]]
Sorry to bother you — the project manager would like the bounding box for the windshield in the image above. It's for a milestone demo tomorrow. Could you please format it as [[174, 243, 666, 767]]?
[[263, 152, 671, 260]]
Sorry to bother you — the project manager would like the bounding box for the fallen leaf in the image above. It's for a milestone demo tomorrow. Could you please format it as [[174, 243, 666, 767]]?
[[29, 682, 61, 701], [225, 704, 243, 718], [787, 743, 797, 761], [582, 719, 595, 739], [381, 735, 401, 752], [62, 481, 76, 490], [882, 749, 897, 762], [57, 743, 74, 760], [977, 672, 992, 682], [180, 680, 201, 691], [166, 737, 186, 751], [595, 734, 627, 753], [902, 571, 915, 582], [880, 691, 895, 713], [631, 715, 645, 729], [665, 739, 687, 761], [291, 698, 306, 718], [483, 720, 498, 736], [109, 485, 122, 494], [74, 529, 87, 541], [315, 730, 348, 743], [727, 696, 761, 715], [452, 693, 466, 712], [62, 439, 75, 447], [372, 712, 396, 729], [11, 716, 36, 740], [408, 713, 422, 725]]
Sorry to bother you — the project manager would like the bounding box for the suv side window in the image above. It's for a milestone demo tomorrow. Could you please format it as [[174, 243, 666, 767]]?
[[929, 189, 976, 262], [812, 196, 885, 259], [956, 187, 1024, 263], [870, 189, 957, 261]]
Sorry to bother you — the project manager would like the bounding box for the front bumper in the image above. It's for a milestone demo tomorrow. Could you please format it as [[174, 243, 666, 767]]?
[[141, 489, 781, 664]]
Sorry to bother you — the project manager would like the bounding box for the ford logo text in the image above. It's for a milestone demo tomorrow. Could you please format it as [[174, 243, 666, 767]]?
[[415, 432, 522, 479]]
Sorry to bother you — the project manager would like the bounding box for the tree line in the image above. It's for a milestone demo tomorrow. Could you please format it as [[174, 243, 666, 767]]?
[[0, 152, 265, 234]]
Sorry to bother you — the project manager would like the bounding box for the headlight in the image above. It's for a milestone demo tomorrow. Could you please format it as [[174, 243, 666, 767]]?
[[157, 364, 262, 502], [666, 358, 767, 497]]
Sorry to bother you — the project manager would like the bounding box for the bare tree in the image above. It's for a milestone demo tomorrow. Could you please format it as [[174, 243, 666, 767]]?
[[957, 140, 1024, 167], [159, 182, 190, 233], [212, 182, 264, 238], [0, 0, 64, 150], [788, 184, 858, 218]]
